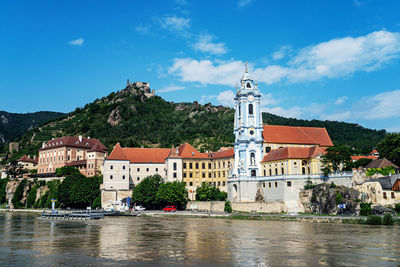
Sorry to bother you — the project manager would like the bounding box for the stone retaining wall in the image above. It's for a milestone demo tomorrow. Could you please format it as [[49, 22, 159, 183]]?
[[186, 201, 288, 213]]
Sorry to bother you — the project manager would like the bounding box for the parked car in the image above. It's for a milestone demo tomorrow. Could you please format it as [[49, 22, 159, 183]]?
[[163, 205, 177, 212], [134, 206, 146, 211]]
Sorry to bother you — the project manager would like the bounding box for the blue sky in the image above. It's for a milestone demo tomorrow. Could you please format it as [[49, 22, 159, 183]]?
[[1, 0, 400, 132]]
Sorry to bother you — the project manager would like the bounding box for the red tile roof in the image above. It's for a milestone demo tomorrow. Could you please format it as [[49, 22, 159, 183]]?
[[177, 142, 209, 159], [107, 143, 171, 163], [261, 146, 325, 162], [351, 155, 378, 161], [167, 145, 182, 159], [262, 125, 333, 147], [17, 155, 36, 164], [39, 136, 108, 152], [209, 148, 234, 159]]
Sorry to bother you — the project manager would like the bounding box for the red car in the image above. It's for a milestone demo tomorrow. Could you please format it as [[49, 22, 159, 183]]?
[[163, 205, 177, 212]]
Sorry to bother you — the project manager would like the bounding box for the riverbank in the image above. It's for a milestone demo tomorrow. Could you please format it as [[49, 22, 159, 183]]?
[[2, 208, 399, 225]]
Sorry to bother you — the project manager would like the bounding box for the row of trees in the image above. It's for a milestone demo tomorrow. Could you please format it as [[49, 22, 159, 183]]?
[[9, 166, 102, 209], [131, 175, 188, 210]]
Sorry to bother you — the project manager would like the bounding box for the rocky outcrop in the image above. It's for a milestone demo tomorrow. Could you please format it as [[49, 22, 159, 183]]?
[[300, 183, 361, 215], [372, 204, 396, 215], [107, 107, 122, 126]]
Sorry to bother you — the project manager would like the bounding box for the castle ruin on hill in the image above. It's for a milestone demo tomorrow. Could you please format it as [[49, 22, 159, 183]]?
[[126, 79, 155, 98]]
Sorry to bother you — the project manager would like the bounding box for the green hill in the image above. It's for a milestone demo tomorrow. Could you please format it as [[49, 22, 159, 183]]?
[[0, 111, 64, 145], [1, 82, 386, 162]]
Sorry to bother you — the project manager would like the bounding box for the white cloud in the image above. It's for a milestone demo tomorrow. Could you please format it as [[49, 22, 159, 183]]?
[[168, 58, 244, 86], [160, 15, 190, 32], [272, 45, 292, 60], [335, 96, 348, 105], [68, 38, 84, 46], [324, 111, 352, 121], [193, 34, 227, 55], [169, 30, 400, 86], [355, 90, 400, 119], [136, 24, 150, 34], [216, 90, 235, 106], [386, 125, 400, 133], [158, 85, 185, 93], [238, 0, 253, 8]]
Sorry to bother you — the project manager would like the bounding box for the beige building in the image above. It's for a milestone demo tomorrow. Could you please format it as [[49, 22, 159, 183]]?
[[37, 135, 108, 177], [17, 155, 38, 171]]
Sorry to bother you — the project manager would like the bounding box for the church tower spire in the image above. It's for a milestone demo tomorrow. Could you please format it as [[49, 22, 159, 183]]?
[[232, 63, 264, 179]]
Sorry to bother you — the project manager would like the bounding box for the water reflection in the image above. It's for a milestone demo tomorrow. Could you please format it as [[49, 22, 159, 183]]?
[[0, 213, 399, 266]]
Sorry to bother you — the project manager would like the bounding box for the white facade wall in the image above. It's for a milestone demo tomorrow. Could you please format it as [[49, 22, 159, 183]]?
[[129, 163, 166, 186], [103, 159, 130, 190], [165, 158, 183, 182]]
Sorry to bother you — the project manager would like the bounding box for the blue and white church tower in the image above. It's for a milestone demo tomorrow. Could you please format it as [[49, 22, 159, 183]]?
[[228, 63, 264, 202]]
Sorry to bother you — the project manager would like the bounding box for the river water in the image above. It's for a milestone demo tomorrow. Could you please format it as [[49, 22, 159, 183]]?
[[0, 213, 399, 266]]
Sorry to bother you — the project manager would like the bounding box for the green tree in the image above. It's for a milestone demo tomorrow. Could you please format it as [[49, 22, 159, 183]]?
[[12, 179, 28, 208], [6, 160, 23, 178], [321, 144, 352, 175], [131, 174, 163, 209], [196, 183, 227, 201], [352, 158, 373, 169], [377, 133, 400, 167], [155, 181, 188, 210], [55, 166, 80, 177], [0, 178, 9, 203], [26, 184, 38, 208], [224, 201, 232, 213]]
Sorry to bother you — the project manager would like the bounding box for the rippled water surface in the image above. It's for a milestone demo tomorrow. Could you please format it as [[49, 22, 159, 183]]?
[[0, 213, 399, 266]]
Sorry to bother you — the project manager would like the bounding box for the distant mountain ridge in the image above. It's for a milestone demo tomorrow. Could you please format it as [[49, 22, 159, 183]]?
[[0, 82, 387, 162], [0, 111, 65, 144]]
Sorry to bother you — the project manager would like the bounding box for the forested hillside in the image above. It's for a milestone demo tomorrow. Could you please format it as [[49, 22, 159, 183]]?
[[0, 83, 386, 162], [0, 111, 64, 144]]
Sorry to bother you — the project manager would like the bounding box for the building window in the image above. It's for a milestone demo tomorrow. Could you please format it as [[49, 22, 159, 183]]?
[[122, 175, 125, 180], [189, 163, 193, 169], [383, 192, 387, 199], [275, 182, 278, 187], [196, 163, 199, 169], [146, 168, 149, 172], [263, 170, 266, 176], [223, 181, 226, 186], [156, 168, 158, 172], [208, 163, 211, 169], [281, 168, 284, 175], [110, 165, 113, 170], [269, 182, 271, 188], [263, 182, 265, 188], [275, 168, 278, 175], [208, 173, 212, 178], [251, 170, 256, 177], [189, 173, 193, 178], [137, 168, 140, 172], [223, 162, 225, 168], [123, 166, 125, 170], [173, 173, 177, 178], [218, 181, 221, 186], [202, 173, 205, 178], [287, 181, 291, 187], [110, 175, 113, 180], [202, 163, 205, 169], [269, 169, 272, 176], [190, 182, 193, 186], [137, 177, 140, 181], [391, 192, 395, 198], [183, 163, 187, 169], [302, 167, 306, 174], [173, 162, 177, 171], [249, 103, 253, 115], [183, 173, 187, 178]]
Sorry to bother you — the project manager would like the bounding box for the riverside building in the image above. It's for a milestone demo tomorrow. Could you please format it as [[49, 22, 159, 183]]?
[[227, 65, 353, 212]]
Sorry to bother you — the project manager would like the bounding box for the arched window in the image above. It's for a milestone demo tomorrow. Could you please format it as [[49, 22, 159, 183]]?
[[238, 105, 241, 117], [251, 170, 256, 177], [281, 167, 284, 175], [269, 169, 272, 176], [250, 153, 255, 165], [247, 82, 251, 88], [302, 167, 306, 174], [249, 104, 253, 115]]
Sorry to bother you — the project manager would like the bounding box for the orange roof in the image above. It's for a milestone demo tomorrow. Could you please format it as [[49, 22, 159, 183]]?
[[262, 125, 333, 147], [261, 146, 324, 162], [167, 145, 182, 159], [209, 148, 234, 159], [351, 155, 378, 161], [370, 149, 378, 155], [177, 142, 209, 159], [107, 143, 171, 163], [17, 155, 36, 164]]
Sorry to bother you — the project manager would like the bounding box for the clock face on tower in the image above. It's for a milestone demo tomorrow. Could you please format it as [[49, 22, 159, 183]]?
[[248, 95, 254, 101]]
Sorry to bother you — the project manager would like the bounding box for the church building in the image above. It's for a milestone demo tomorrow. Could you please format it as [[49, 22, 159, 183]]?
[[227, 65, 353, 212]]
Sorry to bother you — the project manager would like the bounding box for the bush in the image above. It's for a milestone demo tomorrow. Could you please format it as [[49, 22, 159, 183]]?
[[335, 192, 343, 205], [394, 203, 400, 213], [365, 215, 382, 225], [304, 179, 316, 190], [383, 213, 394, 225], [0, 178, 9, 203], [26, 185, 38, 208], [360, 202, 372, 216], [330, 182, 337, 188], [224, 201, 232, 213], [12, 179, 28, 208]]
